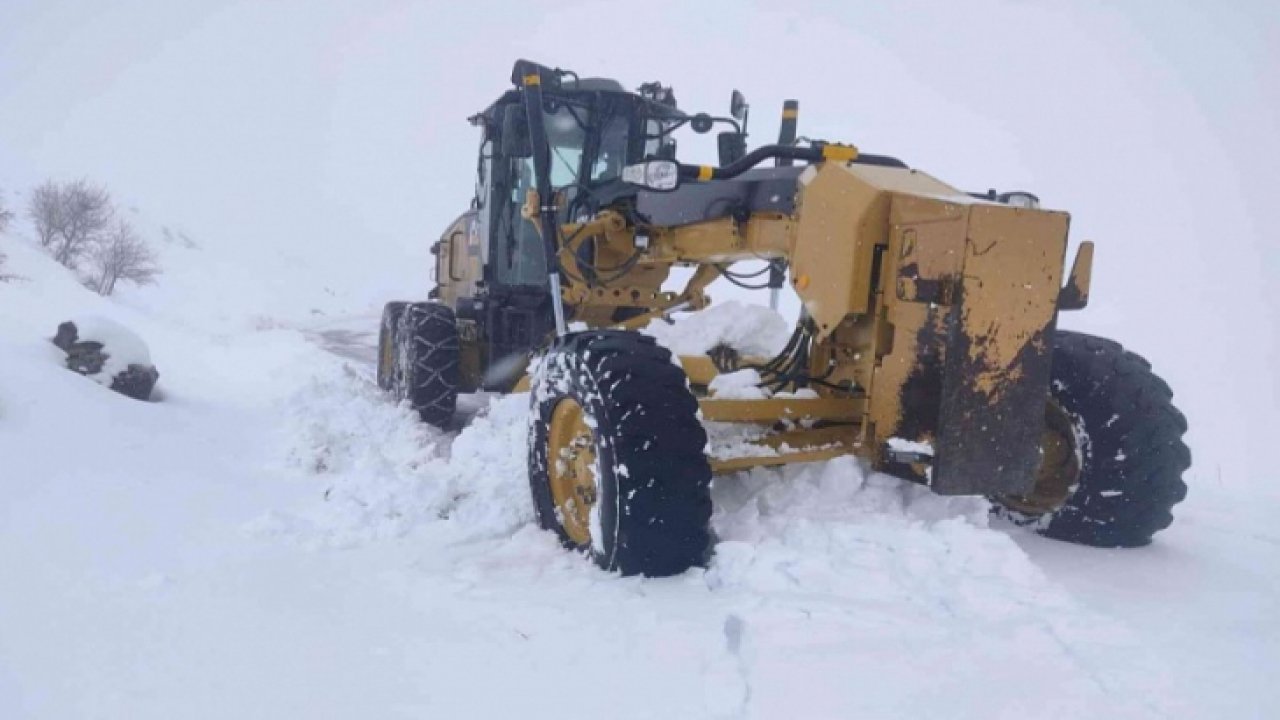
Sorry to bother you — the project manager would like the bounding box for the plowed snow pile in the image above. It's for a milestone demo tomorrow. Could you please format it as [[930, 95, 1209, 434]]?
[[257, 360, 1182, 717]]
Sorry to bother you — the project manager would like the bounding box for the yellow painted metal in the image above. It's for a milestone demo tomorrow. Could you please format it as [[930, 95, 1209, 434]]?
[[676, 353, 774, 386], [710, 443, 854, 473], [644, 215, 792, 265], [867, 194, 968, 447], [547, 398, 597, 545], [679, 356, 721, 386], [565, 284, 679, 307], [750, 424, 859, 451], [958, 204, 1067, 398], [699, 397, 865, 423], [789, 163, 969, 339], [821, 144, 859, 162], [434, 214, 482, 310]]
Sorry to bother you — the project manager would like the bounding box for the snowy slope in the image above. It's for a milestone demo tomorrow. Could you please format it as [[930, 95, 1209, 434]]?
[[2, 234, 1277, 719]]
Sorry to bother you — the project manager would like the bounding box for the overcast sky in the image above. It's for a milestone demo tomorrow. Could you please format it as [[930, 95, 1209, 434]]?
[[1, 0, 1275, 485]]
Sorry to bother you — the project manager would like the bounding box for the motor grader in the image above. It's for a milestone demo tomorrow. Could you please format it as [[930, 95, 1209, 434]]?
[[379, 60, 1190, 577]]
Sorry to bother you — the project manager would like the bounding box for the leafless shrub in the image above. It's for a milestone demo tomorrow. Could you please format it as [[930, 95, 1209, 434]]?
[[0, 189, 12, 281], [28, 179, 115, 269], [84, 220, 161, 296], [0, 189, 13, 234]]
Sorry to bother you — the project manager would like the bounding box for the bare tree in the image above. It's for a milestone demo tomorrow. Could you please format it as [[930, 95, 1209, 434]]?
[[84, 219, 161, 296], [0, 188, 11, 281], [28, 181, 65, 249], [28, 179, 114, 269], [0, 188, 13, 234]]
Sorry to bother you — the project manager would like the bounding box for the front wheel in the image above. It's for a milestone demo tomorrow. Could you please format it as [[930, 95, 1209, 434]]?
[[381, 302, 460, 428], [528, 331, 713, 577], [995, 330, 1190, 547]]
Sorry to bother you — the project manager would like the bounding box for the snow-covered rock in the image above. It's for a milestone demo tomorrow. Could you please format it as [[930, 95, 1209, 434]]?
[[53, 315, 159, 400]]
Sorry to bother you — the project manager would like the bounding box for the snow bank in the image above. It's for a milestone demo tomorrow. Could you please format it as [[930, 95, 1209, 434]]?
[[708, 456, 1031, 600], [642, 300, 790, 356], [267, 365, 1049, 620], [252, 369, 533, 547], [254, 366, 1194, 716]]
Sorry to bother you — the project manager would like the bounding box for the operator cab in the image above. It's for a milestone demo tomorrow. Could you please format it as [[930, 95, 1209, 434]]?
[[446, 75, 692, 388], [469, 77, 686, 291]]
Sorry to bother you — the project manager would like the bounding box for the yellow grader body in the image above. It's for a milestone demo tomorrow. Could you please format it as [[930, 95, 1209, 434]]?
[[379, 59, 1185, 577], [502, 160, 1092, 496]]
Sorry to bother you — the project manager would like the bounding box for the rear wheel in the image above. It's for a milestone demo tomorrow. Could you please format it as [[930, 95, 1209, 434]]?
[[529, 330, 713, 577], [376, 301, 408, 391], [995, 330, 1190, 547], [391, 302, 460, 428]]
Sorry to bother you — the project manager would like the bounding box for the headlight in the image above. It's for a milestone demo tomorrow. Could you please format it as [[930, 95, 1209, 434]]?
[[622, 161, 680, 191]]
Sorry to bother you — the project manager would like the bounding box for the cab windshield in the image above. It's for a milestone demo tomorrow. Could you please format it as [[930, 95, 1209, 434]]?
[[497, 102, 628, 287]]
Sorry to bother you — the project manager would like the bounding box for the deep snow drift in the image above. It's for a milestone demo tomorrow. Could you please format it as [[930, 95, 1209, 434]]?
[[1, 236, 1276, 718]]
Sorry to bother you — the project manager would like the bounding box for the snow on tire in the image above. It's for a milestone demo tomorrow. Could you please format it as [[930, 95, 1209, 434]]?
[[996, 330, 1191, 547], [529, 330, 713, 577], [393, 302, 459, 429]]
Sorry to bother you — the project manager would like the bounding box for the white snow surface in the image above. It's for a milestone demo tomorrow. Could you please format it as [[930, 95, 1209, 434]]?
[[1, 238, 1277, 719]]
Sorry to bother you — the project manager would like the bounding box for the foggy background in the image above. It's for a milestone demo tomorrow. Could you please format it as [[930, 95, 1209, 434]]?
[[1, 0, 1275, 489]]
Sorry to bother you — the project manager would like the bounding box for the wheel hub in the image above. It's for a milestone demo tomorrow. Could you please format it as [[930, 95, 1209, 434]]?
[[547, 399, 598, 546], [998, 400, 1082, 516]]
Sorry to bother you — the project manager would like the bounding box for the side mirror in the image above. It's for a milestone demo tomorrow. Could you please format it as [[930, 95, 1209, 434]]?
[[718, 132, 747, 165], [730, 90, 748, 121], [501, 105, 532, 158]]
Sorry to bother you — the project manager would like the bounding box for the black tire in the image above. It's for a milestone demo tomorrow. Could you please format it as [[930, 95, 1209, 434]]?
[[377, 301, 408, 391], [998, 330, 1190, 547], [529, 330, 713, 577], [394, 302, 460, 428]]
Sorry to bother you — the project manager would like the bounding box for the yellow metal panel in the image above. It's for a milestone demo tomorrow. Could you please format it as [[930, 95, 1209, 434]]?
[[699, 397, 865, 423], [843, 163, 966, 198], [955, 205, 1068, 400], [790, 164, 887, 337], [867, 195, 970, 468], [710, 444, 855, 474]]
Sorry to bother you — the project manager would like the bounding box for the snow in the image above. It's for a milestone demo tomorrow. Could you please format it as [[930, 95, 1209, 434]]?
[[1, 2, 1278, 714], [887, 436, 935, 457], [3, 214, 1279, 719], [708, 368, 768, 399], [642, 300, 790, 357]]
